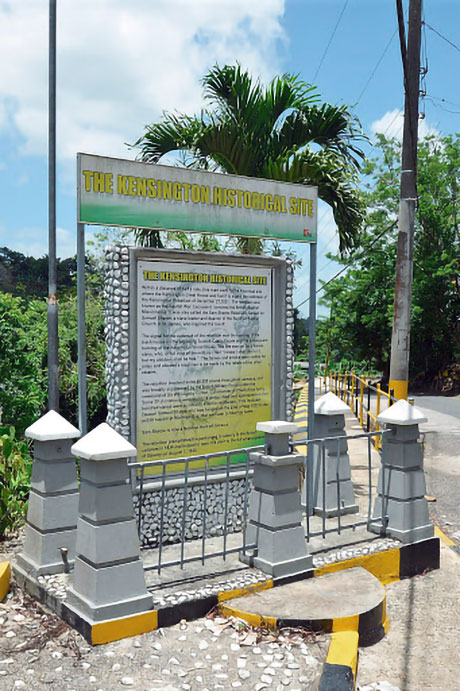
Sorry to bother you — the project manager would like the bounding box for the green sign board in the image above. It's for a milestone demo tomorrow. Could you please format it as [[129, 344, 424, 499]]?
[[77, 153, 318, 243]]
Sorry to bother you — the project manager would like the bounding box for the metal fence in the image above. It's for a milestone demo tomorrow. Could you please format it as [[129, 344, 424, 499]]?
[[129, 427, 389, 574], [128, 445, 262, 573], [292, 429, 390, 540]]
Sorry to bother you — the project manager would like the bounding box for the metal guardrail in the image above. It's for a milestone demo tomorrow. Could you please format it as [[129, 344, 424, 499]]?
[[320, 371, 414, 450]]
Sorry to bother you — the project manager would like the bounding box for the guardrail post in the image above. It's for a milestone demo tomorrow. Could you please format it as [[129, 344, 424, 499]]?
[[66, 423, 152, 623], [15, 411, 80, 577], [375, 383, 382, 451], [370, 400, 434, 543], [312, 392, 359, 517], [241, 421, 313, 577]]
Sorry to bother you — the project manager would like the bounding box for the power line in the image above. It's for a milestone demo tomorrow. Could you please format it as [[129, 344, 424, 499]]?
[[425, 95, 460, 115], [313, 0, 349, 82], [294, 220, 398, 309], [356, 29, 397, 103], [424, 21, 460, 54]]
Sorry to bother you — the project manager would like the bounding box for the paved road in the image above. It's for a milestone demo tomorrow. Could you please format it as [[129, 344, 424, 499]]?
[[411, 394, 460, 419]]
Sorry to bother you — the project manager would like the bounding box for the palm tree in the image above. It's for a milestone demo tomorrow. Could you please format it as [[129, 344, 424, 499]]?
[[134, 64, 367, 253]]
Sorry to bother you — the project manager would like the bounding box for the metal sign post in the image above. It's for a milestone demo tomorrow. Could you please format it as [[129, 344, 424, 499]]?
[[77, 221, 87, 435], [306, 242, 317, 515]]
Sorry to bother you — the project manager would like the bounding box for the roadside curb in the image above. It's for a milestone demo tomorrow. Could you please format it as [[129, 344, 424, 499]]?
[[434, 525, 460, 557], [319, 631, 359, 691], [0, 561, 11, 602], [12, 536, 439, 647]]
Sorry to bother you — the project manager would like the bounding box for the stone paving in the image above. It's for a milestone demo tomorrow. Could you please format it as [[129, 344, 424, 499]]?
[[0, 578, 329, 690]]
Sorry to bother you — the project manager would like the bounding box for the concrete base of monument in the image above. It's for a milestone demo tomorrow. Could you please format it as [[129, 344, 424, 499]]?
[[11, 529, 440, 647], [313, 503, 359, 519]]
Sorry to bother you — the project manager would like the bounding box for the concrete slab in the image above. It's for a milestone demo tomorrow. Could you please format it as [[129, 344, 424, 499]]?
[[221, 566, 384, 622]]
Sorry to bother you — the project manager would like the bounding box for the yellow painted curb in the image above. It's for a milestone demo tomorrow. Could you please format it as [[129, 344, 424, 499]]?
[[434, 525, 457, 548], [218, 578, 273, 603], [326, 630, 359, 678], [91, 609, 158, 645], [0, 561, 11, 602], [332, 614, 359, 633], [314, 547, 401, 586], [218, 603, 278, 630]]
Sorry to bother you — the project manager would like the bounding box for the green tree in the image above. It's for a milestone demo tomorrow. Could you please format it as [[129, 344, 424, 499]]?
[[319, 134, 460, 384], [134, 64, 366, 253], [0, 292, 106, 437]]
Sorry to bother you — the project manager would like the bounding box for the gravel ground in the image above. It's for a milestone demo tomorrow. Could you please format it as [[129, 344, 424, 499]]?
[[0, 539, 328, 691]]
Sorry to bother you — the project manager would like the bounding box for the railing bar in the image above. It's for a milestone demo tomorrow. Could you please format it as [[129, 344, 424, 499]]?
[[158, 462, 167, 574], [381, 453, 386, 532], [241, 449, 251, 555], [321, 441, 326, 538], [336, 437, 341, 535], [367, 436, 373, 528], [128, 445, 264, 470], [223, 452, 230, 560], [202, 457, 209, 566], [308, 520, 370, 538], [143, 545, 258, 572], [180, 459, 189, 569], [137, 466, 145, 539], [366, 385, 371, 432], [305, 448, 310, 541], [294, 430, 388, 446]]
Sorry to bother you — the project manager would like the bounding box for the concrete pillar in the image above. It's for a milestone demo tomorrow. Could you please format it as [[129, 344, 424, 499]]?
[[312, 392, 358, 517], [242, 421, 313, 578], [370, 400, 434, 543], [66, 423, 152, 623], [16, 411, 80, 577]]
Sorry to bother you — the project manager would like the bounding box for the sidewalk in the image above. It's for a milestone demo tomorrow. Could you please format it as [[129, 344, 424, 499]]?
[[340, 398, 460, 690]]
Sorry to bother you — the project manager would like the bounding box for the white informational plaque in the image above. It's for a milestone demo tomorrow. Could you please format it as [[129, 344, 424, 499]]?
[[136, 259, 272, 468]]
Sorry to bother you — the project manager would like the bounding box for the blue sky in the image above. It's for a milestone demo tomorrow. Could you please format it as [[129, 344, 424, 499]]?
[[0, 0, 459, 316]]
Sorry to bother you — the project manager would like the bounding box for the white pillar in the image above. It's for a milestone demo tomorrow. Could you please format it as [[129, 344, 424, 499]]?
[[242, 421, 313, 578], [370, 400, 434, 543], [66, 423, 152, 623], [16, 411, 80, 577], [312, 392, 358, 517]]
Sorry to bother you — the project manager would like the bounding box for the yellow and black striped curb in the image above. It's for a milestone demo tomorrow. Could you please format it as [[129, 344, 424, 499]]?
[[435, 525, 460, 557], [12, 535, 439, 645], [0, 561, 10, 602], [320, 631, 359, 691], [218, 591, 388, 647]]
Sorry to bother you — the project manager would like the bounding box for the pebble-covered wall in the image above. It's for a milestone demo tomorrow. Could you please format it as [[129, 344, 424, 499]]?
[[105, 245, 294, 546]]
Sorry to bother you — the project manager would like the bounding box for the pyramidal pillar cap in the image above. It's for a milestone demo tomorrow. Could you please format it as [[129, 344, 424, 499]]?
[[377, 399, 427, 426], [71, 422, 137, 461], [25, 410, 81, 442], [256, 421, 298, 435], [314, 391, 350, 416]]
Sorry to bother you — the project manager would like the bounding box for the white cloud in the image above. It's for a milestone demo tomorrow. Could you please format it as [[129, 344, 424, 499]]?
[[293, 201, 339, 302], [0, 224, 75, 259], [371, 109, 438, 141], [0, 0, 285, 163]]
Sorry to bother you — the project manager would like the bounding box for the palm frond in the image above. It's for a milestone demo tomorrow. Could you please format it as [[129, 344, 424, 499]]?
[[264, 150, 364, 253], [134, 113, 202, 163]]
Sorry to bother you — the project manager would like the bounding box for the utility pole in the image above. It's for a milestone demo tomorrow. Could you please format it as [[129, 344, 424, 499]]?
[[389, 0, 423, 401], [48, 0, 59, 410]]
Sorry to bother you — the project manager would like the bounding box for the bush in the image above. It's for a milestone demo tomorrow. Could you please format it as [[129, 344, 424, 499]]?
[[0, 425, 33, 538]]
